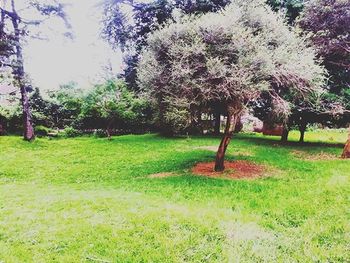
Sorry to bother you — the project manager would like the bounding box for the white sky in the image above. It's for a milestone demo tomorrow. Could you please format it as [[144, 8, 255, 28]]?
[[23, 0, 124, 92]]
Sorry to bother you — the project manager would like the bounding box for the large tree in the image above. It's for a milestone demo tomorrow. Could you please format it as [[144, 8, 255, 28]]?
[[137, 0, 325, 171], [0, 0, 70, 140]]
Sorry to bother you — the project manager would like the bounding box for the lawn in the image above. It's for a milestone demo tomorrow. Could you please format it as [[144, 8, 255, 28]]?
[[0, 130, 349, 262]]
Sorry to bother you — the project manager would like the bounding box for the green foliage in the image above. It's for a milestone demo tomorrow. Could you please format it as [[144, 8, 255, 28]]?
[[102, 0, 230, 90], [138, 0, 325, 133], [62, 127, 81, 138], [47, 82, 85, 128], [298, 0, 350, 112], [93, 129, 108, 138], [0, 104, 23, 134], [34, 125, 50, 137], [267, 0, 304, 23], [0, 131, 349, 261], [78, 79, 152, 133]]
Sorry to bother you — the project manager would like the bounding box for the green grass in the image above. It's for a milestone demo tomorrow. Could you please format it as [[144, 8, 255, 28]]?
[[0, 130, 349, 262]]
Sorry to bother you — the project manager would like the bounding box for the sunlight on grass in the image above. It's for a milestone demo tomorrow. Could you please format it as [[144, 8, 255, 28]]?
[[0, 131, 349, 262]]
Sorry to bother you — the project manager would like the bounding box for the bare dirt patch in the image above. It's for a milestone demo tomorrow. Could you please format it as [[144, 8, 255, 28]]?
[[191, 160, 266, 179], [148, 172, 177, 178], [195, 145, 218, 152], [224, 222, 275, 242], [292, 150, 339, 161]]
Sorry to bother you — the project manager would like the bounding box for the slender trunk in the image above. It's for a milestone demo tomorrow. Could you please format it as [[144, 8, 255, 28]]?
[[299, 129, 305, 143], [281, 125, 289, 142], [234, 114, 243, 133], [106, 120, 113, 140], [0, 8, 5, 36], [214, 104, 242, 172], [10, 0, 35, 141], [20, 85, 34, 140], [197, 111, 203, 135], [341, 127, 350, 158], [299, 121, 307, 143], [106, 128, 111, 139], [213, 112, 221, 135]]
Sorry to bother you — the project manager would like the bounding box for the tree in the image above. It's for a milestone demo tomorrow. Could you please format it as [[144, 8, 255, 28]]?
[[79, 80, 149, 138], [0, 0, 70, 140], [137, 0, 325, 171], [298, 0, 350, 110], [47, 82, 84, 128]]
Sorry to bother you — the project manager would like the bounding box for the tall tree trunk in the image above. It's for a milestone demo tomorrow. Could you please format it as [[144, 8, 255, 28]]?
[[10, 0, 35, 141], [214, 104, 242, 172], [281, 125, 289, 142], [341, 127, 350, 158]]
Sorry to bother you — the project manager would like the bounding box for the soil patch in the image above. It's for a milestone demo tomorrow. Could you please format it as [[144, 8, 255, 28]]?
[[148, 172, 177, 178], [195, 145, 218, 152], [191, 160, 265, 179]]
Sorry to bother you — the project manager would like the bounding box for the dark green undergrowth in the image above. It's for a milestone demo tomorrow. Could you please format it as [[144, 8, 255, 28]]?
[[0, 130, 349, 262]]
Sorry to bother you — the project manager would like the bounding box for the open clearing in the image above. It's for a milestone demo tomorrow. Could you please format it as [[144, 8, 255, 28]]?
[[0, 130, 349, 262]]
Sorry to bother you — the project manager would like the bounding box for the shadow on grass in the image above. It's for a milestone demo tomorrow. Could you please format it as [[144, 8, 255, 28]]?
[[235, 134, 345, 149]]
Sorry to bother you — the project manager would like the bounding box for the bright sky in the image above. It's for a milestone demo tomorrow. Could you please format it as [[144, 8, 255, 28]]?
[[24, 0, 123, 92]]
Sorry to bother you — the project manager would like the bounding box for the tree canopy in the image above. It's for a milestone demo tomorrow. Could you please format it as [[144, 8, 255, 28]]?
[[298, 0, 350, 110], [137, 0, 325, 170], [102, 0, 230, 90]]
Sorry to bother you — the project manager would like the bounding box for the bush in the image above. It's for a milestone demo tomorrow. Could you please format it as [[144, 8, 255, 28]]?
[[62, 127, 81, 138], [35, 125, 50, 137], [93, 129, 107, 138]]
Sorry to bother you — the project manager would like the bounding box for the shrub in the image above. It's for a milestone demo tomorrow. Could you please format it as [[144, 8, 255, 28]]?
[[62, 127, 81, 138], [34, 125, 50, 137], [93, 129, 107, 138]]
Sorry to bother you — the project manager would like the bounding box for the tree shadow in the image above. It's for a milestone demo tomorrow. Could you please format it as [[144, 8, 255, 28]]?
[[235, 134, 345, 149]]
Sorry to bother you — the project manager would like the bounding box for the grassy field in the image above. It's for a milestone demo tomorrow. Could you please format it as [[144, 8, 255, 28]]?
[[0, 130, 349, 262]]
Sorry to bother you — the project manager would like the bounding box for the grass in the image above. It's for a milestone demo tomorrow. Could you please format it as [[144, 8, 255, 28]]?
[[0, 130, 349, 262]]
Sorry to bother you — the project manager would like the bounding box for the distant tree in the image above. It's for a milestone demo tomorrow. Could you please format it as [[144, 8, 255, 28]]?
[[254, 0, 350, 143], [137, 0, 325, 171], [47, 82, 84, 128], [79, 80, 149, 138], [298, 0, 350, 109], [30, 87, 68, 129], [0, 0, 70, 140]]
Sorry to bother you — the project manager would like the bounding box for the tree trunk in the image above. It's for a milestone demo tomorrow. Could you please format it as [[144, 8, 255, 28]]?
[[214, 104, 242, 172], [213, 112, 221, 135], [10, 0, 35, 141], [281, 125, 289, 142], [106, 121, 113, 140], [341, 127, 350, 158], [20, 85, 35, 140], [299, 129, 305, 143], [299, 121, 307, 143]]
